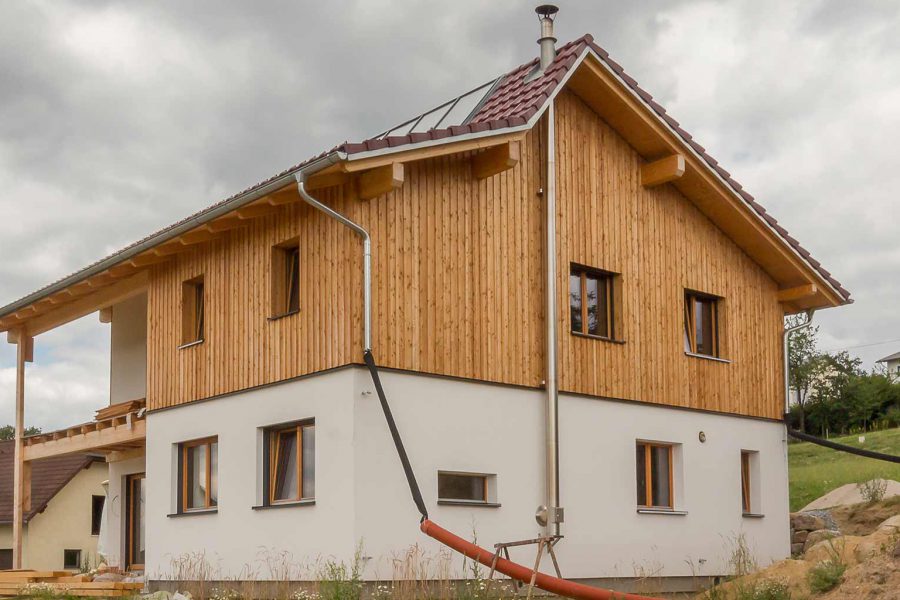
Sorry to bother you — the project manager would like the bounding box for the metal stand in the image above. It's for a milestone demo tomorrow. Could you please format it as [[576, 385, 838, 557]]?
[[485, 535, 563, 599]]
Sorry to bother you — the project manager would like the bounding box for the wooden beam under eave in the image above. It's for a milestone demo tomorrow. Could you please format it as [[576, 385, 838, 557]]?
[[179, 228, 221, 245], [24, 418, 145, 461], [236, 202, 281, 220], [777, 284, 818, 304], [471, 141, 520, 180], [358, 163, 404, 200], [266, 182, 301, 204], [641, 154, 685, 187], [205, 216, 249, 233], [305, 171, 350, 191], [98, 307, 113, 324]]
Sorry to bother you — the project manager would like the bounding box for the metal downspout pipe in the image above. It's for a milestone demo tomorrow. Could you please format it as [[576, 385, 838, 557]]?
[[783, 309, 815, 416], [295, 172, 372, 353]]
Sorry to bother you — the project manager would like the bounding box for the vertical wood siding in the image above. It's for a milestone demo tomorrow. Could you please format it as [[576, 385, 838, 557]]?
[[146, 89, 784, 419]]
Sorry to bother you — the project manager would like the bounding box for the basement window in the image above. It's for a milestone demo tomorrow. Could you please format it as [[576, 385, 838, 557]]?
[[636, 442, 673, 509], [179, 437, 218, 512], [437, 471, 498, 506], [271, 239, 300, 318], [63, 549, 82, 570], [570, 265, 617, 340], [265, 421, 315, 505], [91, 495, 105, 536], [684, 290, 720, 358], [180, 276, 205, 346]]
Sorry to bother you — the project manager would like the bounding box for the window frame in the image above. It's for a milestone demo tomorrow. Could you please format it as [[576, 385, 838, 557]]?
[[684, 290, 720, 358], [270, 238, 301, 319], [63, 548, 82, 570], [91, 494, 105, 536], [636, 441, 674, 510], [436, 470, 498, 507], [179, 436, 218, 513], [180, 276, 206, 347], [741, 451, 752, 513], [264, 420, 315, 506], [569, 264, 615, 340]]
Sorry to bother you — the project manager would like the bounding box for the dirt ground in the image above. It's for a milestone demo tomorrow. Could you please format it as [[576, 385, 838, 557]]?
[[830, 495, 900, 536]]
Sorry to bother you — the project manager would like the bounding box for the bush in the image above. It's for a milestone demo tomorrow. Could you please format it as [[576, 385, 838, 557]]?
[[807, 559, 846, 594], [739, 579, 792, 600], [857, 478, 888, 503]]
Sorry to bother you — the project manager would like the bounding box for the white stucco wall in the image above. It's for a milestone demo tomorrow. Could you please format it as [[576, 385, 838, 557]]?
[[144, 367, 789, 582], [109, 294, 147, 405], [105, 455, 145, 569]]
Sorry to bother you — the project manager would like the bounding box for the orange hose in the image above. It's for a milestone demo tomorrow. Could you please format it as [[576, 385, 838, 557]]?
[[420, 520, 663, 600]]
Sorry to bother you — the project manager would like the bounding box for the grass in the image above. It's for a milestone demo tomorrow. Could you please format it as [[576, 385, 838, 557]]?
[[789, 426, 900, 511]]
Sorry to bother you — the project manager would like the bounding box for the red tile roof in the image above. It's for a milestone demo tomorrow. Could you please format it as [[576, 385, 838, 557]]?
[[0, 33, 848, 317], [0, 440, 100, 524]]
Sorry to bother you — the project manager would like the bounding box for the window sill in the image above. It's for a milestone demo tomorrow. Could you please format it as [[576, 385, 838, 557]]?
[[437, 499, 501, 508], [742, 512, 765, 519], [267, 309, 300, 322], [252, 499, 315, 510], [684, 351, 731, 364], [571, 332, 625, 345], [177, 339, 205, 350], [167, 508, 217, 517], [637, 508, 688, 516]]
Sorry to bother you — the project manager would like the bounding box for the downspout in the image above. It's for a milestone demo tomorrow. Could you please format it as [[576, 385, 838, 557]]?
[[783, 309, 814, 417]]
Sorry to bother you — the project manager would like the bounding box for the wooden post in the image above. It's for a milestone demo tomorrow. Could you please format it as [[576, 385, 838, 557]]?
[[12, 330, 32, 569]]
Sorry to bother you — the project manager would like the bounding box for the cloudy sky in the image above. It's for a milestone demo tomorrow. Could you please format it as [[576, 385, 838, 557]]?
[[0, 0, 897, 430]]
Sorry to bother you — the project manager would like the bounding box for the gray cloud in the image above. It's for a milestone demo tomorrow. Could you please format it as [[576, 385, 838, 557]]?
[[0, 0, 896, 429]]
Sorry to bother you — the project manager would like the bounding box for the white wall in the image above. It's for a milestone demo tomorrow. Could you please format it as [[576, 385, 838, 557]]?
[[105, 455, 145, 569], [109, 294, 147, 405], [144, 367, 789, 582]]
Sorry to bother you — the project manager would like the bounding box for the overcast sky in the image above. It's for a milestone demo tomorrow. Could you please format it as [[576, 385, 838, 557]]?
[[0, 0, 897, 431]]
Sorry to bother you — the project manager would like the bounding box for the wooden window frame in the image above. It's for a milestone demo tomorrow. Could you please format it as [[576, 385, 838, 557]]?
[[125, 472, 145, 571], [569, 264, 615, 340], [437, 471, 493, 504], [636, 442, 674, 509], [264, 420, 314, 505], [180, 276, 205, 346], [741, 451, 752, 514], [270, 239, 301, 319], [684, 290, 720, 358], [179, 437, 217, 512], [90, 494, 105, 536]]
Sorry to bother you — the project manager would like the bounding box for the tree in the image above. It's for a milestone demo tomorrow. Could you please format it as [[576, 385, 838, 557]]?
[[807, 351, 863, 435], [787, 320, 822, 432], [0, 425, 42, 440]]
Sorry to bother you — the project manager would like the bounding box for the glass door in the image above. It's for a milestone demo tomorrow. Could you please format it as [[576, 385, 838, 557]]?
[[125, 473, 146, 570]]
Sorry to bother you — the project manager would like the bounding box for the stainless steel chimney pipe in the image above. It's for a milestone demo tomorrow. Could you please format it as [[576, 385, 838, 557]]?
[[536, 5, 559, 71]]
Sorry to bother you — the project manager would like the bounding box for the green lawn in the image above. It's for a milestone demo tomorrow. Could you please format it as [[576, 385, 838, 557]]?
[[789, 427, 900, 511]]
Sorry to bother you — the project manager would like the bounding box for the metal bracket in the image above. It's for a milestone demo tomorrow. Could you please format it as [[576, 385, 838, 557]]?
[[484, 534, 563, 599]]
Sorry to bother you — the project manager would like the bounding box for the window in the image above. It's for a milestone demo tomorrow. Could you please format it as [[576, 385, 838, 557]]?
[[741, 450, 761, 515], [91, 495, 105, 536], [63, 549, 82, 570], [266, 422, 315, 504], [684, 291, 719, 357], [437, 471, 496, 505], [271, 239, 300, 317], [570, 265, 615, 339], [741, 451, 752, 513], [179, 437, 218, 512], [0, 549, 11, 570], [181, 276, 205, 345], [636, 442, 673, 509]]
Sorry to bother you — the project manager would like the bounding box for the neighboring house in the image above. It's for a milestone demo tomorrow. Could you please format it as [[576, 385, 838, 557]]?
[[0, 11, 851, 594], [877, 351, 900, 382], [0, 441, 106, 570]]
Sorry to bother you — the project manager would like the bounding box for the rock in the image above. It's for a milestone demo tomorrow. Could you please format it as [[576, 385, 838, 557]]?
[[791, 543, 805, 555], [173, 592, 192, 600], [792, 530, 809, 544], [805, 534, 865, 566], [143, 592, 171, 600], [804, 529, 840, 552], [93, 573, 125, 582], [893, 540, 900, 559], [792, 513, 826, 531], [877, 515, 900, 532], [122, 575, 145, 584]]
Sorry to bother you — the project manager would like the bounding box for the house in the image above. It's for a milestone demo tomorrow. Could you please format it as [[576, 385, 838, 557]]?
[[877, 351, 900, 382], [0, 8, 850, 594], [0, 441, 106, 571]]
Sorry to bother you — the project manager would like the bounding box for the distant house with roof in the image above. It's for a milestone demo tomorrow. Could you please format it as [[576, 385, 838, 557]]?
[[0, 441, 106, 570], [877, 351, 900, 381]]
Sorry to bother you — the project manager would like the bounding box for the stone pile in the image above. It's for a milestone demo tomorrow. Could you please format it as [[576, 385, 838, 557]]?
[[790, 512, 840, 555]]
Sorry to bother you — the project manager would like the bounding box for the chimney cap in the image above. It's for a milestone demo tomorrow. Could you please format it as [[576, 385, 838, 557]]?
[[535, 4, 559, 19]]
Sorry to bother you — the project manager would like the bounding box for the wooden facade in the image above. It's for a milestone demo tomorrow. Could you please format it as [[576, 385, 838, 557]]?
[[145, 89, 785, 419]]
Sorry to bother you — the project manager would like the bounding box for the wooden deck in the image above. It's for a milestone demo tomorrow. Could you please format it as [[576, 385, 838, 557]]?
[[0, 571, 143, 597]]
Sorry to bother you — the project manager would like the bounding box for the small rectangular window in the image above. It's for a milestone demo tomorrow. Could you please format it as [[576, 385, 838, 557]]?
[[91, 495, 105, 536], [684, 291, 719, 357], [63, 549, 82, 570], [741, 451, 759, 514], [636, 442, 673, 509], [271, 239, 300, 317], [570, 265, 615, 339], [437, 471, 495, 504], [266, 421, 315, 504], [0, 549, 11, 570], [179, 437, 218, 511], [181, 276, 205, 345]]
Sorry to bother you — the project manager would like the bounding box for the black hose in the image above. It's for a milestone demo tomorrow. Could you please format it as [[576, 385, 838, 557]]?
[[785, 420, 900, 464], [364, 350, 429, 520]]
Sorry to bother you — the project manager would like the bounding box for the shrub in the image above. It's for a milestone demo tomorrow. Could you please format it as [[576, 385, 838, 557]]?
[[807, 559, 846, 594], [740, 579, 792, 600], [857, 478, 888, 503]]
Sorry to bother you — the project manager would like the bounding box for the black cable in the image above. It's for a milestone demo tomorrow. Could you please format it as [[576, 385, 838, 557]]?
[[785, 420, 900, 464], [364, 350, 429, 520]]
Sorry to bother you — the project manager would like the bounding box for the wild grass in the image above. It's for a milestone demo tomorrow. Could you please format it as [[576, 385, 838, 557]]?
[[788, 426, 900, 511]]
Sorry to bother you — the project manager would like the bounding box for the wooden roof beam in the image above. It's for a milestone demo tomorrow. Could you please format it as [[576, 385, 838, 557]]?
[[641, 154, 685, 187], [472, 141, 520, 180], [305, 171, 350, 192], [777, 284, 818, 304], [358, 162, 404, 200], [236, 202, 281, 220]]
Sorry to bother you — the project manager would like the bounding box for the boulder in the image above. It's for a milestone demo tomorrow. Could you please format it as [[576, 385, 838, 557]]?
[[803, 529, 840, 552], [791, 513, 826, 531], [93, 573, 125, 583], [792, 530, 809, 544], [805, 534, 865, 566], [790, 543, 805, 556], [877, 514, 900, 532]]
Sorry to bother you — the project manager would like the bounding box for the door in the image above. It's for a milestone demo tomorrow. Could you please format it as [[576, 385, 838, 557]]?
[[125, 473, 146, 571]]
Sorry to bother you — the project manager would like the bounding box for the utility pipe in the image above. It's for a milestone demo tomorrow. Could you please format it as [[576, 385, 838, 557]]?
[[782, 309, 814, 416], [295, 173, 372, 353]]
